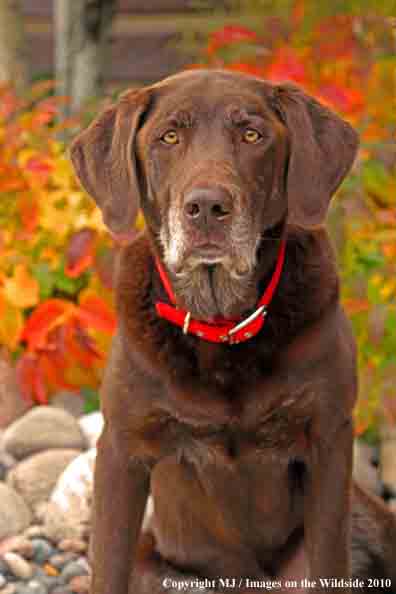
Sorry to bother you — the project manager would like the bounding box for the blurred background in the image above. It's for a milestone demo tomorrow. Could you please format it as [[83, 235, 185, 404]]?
[[0, 0, 395, 465]]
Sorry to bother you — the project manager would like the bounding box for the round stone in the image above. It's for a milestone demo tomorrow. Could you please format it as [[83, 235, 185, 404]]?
[[31, 539, 54, 564], [60, 561, 88, 583], [48, 553, 78, 571], [3, 552, 34, 580], [57, 540, 87, 554]]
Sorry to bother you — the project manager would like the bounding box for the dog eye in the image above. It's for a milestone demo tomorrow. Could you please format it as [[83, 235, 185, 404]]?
[[161, 130, 179, 145], [243, 128, 262, 144]]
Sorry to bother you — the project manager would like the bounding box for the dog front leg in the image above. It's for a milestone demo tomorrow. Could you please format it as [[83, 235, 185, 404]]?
[[90, 428, 150, 594], [304, 418, 354, 594]]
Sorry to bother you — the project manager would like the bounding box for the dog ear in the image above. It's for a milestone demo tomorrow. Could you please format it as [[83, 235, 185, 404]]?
[[275, 83, 359, 227], [70, 89, 150, 239]]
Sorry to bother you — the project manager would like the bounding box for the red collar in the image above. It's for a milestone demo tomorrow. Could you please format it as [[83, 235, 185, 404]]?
[[154, 240, 286, 345]]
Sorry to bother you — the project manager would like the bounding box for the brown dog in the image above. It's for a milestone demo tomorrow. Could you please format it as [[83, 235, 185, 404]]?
[[70, 70, 396, 594]]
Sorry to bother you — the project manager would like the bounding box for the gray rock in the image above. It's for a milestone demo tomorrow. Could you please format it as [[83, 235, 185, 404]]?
[[48, 553, 78, 571], [353, 439, 382, 495], [31, 539, 54, 564], [51, 393, 85, 419], [0, 574, 6, 588], [3, 408, 86, 460], [0, 558, 11, 575], [15, 581, 48, 594], [7, 450, 80, 512], [0, 483, 32, 540], [3, 552, 34, 580], [59, 561, 88, 583]]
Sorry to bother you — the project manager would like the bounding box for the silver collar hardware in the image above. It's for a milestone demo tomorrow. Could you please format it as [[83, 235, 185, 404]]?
[[228, 305, 267, 337], [183, 311, 192, 334]]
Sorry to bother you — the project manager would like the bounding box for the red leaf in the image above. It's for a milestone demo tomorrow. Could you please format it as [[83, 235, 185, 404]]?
[[65, 229, 96, 278], [76, 295, 116, 334], [21, 299, 73, 351], [207, 25, 257, 55], [65, 320, 103, 367], [265, 47, 307, 85], [318, 85, 365, 116]]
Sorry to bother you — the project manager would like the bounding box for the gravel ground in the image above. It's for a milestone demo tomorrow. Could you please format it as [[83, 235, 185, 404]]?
[[0, 531, 91, 594]]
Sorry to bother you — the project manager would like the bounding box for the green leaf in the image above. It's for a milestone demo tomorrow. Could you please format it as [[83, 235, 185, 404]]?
[[32, 262, 56, 299], [81, 386, 100, 413]]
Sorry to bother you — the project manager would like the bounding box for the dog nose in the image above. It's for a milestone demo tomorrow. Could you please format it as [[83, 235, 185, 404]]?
[[183, 187, 233, 228]]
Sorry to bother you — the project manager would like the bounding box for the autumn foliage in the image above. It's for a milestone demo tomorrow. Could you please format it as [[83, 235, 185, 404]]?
[[194, 9, 396, 438], [0, 83, 120, 404]]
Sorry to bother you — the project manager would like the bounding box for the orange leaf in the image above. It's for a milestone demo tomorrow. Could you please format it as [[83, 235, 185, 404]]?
[[21, 299, 74, 351], [18, 193, 39, 233], [76, 295, 116, 334], [343, 298, 370, 315]]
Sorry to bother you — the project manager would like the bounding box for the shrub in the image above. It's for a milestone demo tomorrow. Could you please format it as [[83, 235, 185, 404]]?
[[0, 82, 121, 403]]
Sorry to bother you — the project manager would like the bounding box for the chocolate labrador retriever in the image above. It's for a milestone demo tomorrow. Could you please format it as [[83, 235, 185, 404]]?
[[70, 70, 396, 594]]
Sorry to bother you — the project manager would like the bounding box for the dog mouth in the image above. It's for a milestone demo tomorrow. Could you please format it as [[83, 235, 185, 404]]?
[[187, 243, 225, 264]]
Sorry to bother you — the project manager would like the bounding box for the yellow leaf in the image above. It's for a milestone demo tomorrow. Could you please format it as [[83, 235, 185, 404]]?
[[380, 280, 396, 300], [4, 264, 40, 308], [0, 293, 24, 350], [18, 148, 38, 169]]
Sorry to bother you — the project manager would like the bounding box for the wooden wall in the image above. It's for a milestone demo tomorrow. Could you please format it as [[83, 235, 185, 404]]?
[[20, 0, 231, 86]]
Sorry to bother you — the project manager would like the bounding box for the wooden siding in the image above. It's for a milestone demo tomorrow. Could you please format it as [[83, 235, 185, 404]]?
[[21, 0, 233, 85]]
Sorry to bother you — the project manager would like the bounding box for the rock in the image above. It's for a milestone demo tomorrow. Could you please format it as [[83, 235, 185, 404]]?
[[48, 553, 78, 572], [7, 450, 80, 512], [43, 449, 96, 542], [68, 575, 90, 593], [353, 439, 382, 495], [0, 358, 32, 429], [380, 426, 396, 492], [31, 539, 54, 564], [23, 526, 52, 541], [2, 552, 34, 580], [0, 433, 17, 480], [0, 575, 5, 589], [0, 483, 32, 540], [0, 585, 17, 594], [15, 581, 48, 594], [0, 535, 33, 558], [60, 561, 88, 582], [3, 408, 86, 460], [78, 413, 103, 449], [51, 393, 85, 419], [58, 540, 86, 554]]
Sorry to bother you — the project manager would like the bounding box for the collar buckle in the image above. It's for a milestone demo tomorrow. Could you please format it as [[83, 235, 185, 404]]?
[[227, 305, 267, 339]]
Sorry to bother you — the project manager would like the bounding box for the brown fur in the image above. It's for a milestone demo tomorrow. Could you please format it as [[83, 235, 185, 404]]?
[[70, 70, 396, 594]]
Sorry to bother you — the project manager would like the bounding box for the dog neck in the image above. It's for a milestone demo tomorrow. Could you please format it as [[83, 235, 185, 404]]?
[[153, 234, 286, 345]]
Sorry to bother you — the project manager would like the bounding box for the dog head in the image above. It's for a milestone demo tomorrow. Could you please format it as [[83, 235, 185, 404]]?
[[70, 70, 359, 320]]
